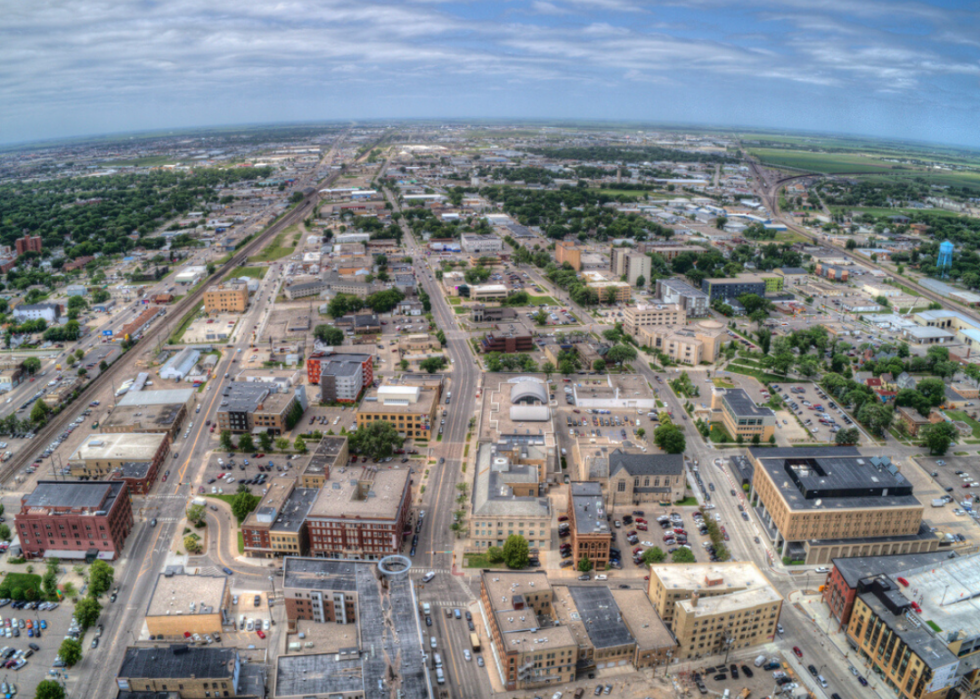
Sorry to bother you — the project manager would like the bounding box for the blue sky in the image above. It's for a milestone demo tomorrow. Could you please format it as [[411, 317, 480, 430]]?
[[3, 0, 980, 147]]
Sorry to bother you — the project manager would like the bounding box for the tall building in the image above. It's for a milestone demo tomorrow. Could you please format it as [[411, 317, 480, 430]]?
[[566, 481, 613, 571], [203, 279, 249, 314], [623, 303, 686, 335], [610, 248, 652, 286], [701, 275, 770, 301], [215, 383, 303, 435], [14, 235, 41, 256], [555, 241, 582, 271], [471, 444, 551, 551], [306, 352, 374, 402], [656, 278, 709, 317]]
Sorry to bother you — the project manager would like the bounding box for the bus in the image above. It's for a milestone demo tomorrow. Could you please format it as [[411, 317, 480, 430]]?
[[469, 632, 481, 653]]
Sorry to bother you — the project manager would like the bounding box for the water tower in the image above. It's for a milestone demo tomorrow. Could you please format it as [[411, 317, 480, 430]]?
[[938, 240, 954, 278]]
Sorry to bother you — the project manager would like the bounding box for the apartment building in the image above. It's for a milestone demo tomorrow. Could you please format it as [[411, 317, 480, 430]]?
[[748, 447, 930, 565], [307, 351, 373, 390], [585, 279, 631, 303], [647, 562, 782, 660], [241, 477, 317, 558], [655, 278, 709, 317], [66, 432, 171, 495], [12, 302, 60, 324], [15, 235, 42, 256], [701, 275, 771, 301], [710, 388, 776, 441], [610, 248, 652, 286], [356, 384, 438, 439], [480, 571, 578, 692], [815, 263, 849, 282], [215, 383, 303, 435], [623, 303, 686, 335], [284, 278, 326, 300], [555, 241, 582, 271], [322, 272, 376, 298], [566, 482, 613, 571], [307, 352, 373, 403], [636, 320, 725, 365], [471, 444, 550, 551], [203, 279, 249, 314], [116, 645, 241, 698], [16, 480, 134, 560], [461, 234, 503, 253], [305, 468, 412, 560]]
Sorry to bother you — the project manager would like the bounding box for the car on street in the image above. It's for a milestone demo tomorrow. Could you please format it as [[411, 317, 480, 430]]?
[[793, 646, 803, 658]]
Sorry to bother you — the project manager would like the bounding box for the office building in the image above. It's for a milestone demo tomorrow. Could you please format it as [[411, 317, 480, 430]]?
[[566, 482, 613, 571], [655, 278, 709, 317], [105, 388, 194, 439], [145, 574, 230, 639], [67, 432, 171, 495], [215, 383, 303, 435], [710, 388, 776, 441], [16, 480, 134, 560], [647, 562, 782, 659], [470, 284, 510, 302], [555, 241, 582, 271], [357, 384, 438, 439], [480, 334, 534, 353], [461, 234, 503, 253], [116, 645, 241, 698], [304, 467, 412, 560], [480, 571, 578, 691], [610, 248, 652, 286], [636, 319, 725, 365], [585, 279, 631, 303], [242, 477, 317, 558], [472, 305, 516, 323], [203, 280, 249, 314], [701, 275, 775, 301], [748, 447, 932, 564], [623, 303, 686, 335], [471, 444, 550, 551]]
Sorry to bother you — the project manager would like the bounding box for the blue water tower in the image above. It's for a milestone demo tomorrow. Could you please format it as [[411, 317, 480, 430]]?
[[938, 240, 954, 278]]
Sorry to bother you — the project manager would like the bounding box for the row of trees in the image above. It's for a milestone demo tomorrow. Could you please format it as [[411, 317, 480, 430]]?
[[219, 429, 307, 455]]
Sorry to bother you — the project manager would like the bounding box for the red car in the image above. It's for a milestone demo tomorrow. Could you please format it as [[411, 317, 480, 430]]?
[[635, 518, 647, 524], [636, 524, 648, 531], [256, 629, 266, 639], [793, 646, 803, 658], [255, 453, 265, 458]]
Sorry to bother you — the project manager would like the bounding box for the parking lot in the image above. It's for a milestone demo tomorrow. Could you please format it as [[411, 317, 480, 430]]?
[[911, 455, 980, 545], [691, 652, 799, 699], [772, 381, 860, 444], [201, 451, 306, 497], [601, 505, 719, 570]]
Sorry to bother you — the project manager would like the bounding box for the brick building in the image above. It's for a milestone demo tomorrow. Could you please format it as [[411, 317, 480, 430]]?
[[203, 280, 249, 314], [15, 235, 42, 256], [305, 351, 373, 403], [566, 481, 612, 571], [66, 432, 171, 495], [480, 334, 534, 353]]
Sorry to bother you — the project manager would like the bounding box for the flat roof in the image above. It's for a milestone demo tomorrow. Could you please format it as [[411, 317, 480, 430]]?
[[217, 382, 273, 413], [304, 435, 348, 477], [473, 444, 550, 518], [832, 551, 956, 589], [116, 388, 195, 407], [103, 403, 184, 432], [903, 553, 980, 641], [283, 558, 358, 592], [275, 652, 364, 697], [570, 481, 610, 535], [566, 586, 635, 649], [361, 386, 435, 417], [23, 480, 121, 512], [271, 488, 318, 534], [650, 561, 773, 593], [147, 574, 226, 618], [609, 589, 676, 650], [307, 468, 410, 521], [857, 586, 958, 672], [722, 389, 775, 418], [119, 645, 237, 680], [69, 432, 168, 463], [676, 585, 782, 617]]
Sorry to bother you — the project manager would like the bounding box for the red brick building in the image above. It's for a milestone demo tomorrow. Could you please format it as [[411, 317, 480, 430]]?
[[480, 334, 535, 353], [64, 255, 95, 272], [306, 352, 373, 392], [15, 236, 42, 256], [15, 481, 134, 560]]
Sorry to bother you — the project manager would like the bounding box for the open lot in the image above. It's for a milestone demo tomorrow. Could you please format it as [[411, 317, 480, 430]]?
[[182, 313, 240, 344], [772, 381, 861, 445], [911, 455, 980, 546]]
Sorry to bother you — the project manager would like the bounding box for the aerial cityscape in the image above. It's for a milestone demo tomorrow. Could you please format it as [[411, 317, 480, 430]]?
[[3, 4, 980, 699]]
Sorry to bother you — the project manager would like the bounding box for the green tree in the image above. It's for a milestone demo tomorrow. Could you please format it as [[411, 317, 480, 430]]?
[[35, 680, 66, 699], [642, 547, 666, 564], [74, 596, 102, 629], [58, 638, 83, 668], [593, 359, 606, 373], [654, 424, 686, 453], [77, 368, 87, 378], [671, 548, 696, 563], [559, 359, 576, 375], [185, 504, 206, 526], [276, 437, 290, 451], [637, 428, 646, 439], [503, 535, 530, 569], [62, 581, 78, 599], [313, 325, 345, 345], [0, 524, 10, 541], [22, 356, 41, 375], [258, 432, 273, 452], [30, 399, 50, 424], [400, 359, 409, 371], [88, 560, 114, 598], [635, 275, 645, 288], [220, 430, 234, 451], [577, 555, 594, 573], [294, 436, 307, 453], [184, 535, 203, 554], [42, 569, 58, 598], [231, 490, 261, 523], [487, 546, 505, 564], [99, 360, 108, 372], [606, 344, 637, 365], [419, 356, 447, 373], [349, 421, 405, 460], [238, 432, 255, 453], [921, 422, 958, 456]]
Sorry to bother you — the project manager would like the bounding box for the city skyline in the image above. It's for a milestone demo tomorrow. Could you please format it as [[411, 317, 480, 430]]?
[[3, 0, 980, 147]]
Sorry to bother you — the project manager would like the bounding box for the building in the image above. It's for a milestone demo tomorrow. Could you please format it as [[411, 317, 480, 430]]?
[[815, 263, 849, 282], [470, 284, 510, 302], [160, 347, 201, 381], [480, 333, 534, 354], [606, 451, 685, 506], [65, 284, 88, 297], [15, 480, 134, 560], [623, 303, 686, 335], [241, 477, 317, 558], [471, 305, 516, 325], [656, 278, 709, 317], [460, 234, 503, 253], [66, 432, 171, 495], [0, 363, 25, 394], [567, 482, 613, 571], [15, 235, 42, 256], [357, 384, 438, 439], [610, 248, 652, 286], [145, 574, 230, 639], [305, 467, 412, 560], [306, 352, 373, 403], [122, 305, 166, 339], [277, 558, 429, 699], [710, 388, 776, 441], [896, 406, 944, 436], [105, 388, 194, 439], [585, 279, 631, 303], [300, 435, 348, 488], [284, 278, 326, 300], [322, 272, 376, 298], [396, 334, 441, 354], [215, 383, 303, 435], [116, 645, 241, 698], [555, 241, 582, 271], [701, 275, 768, 301], [471, 444, 551, 551], [748, 447, 934, 564], [12, 302, 60, 324], [637, 320, 726, 365], [480, 571, 578, 691], [203, 280, 249, 314], [821, 551, 954, 632], [336, 312, 381, 335], [646, 562, 782, 660], [773, 267, 808, 285]]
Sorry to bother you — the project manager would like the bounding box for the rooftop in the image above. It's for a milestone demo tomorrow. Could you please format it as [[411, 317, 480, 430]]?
[[271, 487, 318, 534], [831, 551, 956, 589], [304, 435, 348, 478], [609, 589, 677, 650], [146, 574, 227, 618], [307, 468, 410, 521], [275, 652, 365, 698], [473, 444, 549, 518], [103, 403, 185, 432], [23, 480, 123, 513], [217, 382, 273, 414], [69, 432, 168, 463], [361, 386, 436, 417], [650, 561, 774, 593], [116, 388, 195, 407], [566, 586, 635, 649], [676, 585, 782, 617], [570, 481, 610, 535], [902, 553, 980, 641], [721, 388, 776, 419], [118, 645, 237, 680], [283, 557, 358, 593], [607, 450, 684, 478]]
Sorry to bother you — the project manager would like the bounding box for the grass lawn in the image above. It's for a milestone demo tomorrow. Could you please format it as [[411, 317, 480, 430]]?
[[233, 266, 268, 280], [774, 230, 810, 245], [237, 532, 245, 555], [247, 226, 297, 263], [448, 297, 461, 305], [169, 302, 203, 344], [463, 553, 508, 569], [726, 363, 788, 384], [712, 378, 736, 388], [709, 424, 734, 443], [528, 295, 558, 305], [946, 411, 980, 439], [453, 307, 468, 314], [675, 497, 699, 506]]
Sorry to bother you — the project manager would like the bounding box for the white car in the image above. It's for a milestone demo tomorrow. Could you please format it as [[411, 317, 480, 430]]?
[[814, 567, 830, 574], [463, 649, 471, 661]]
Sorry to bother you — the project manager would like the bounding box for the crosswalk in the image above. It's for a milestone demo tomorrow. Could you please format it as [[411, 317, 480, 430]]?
[[409, 568, 451, 577]]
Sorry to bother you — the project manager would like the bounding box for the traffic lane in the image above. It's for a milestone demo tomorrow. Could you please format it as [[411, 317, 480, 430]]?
[[439, 607, 484, 699]]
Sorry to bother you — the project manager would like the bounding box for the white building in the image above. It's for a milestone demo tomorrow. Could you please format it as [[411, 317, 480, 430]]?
[[160, 348, 201, 381], [12, 303, 60, 324], [460, 235, 503, 254]]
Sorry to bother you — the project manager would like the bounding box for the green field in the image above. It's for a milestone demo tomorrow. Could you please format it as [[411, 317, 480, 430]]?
[[750, 148, 900, 173], [248, 226, 297, 263], [528, 295, 558, 305], [102, 155, 175, 167], [232, 266, 267, 280], [774, 230, 810, 244]]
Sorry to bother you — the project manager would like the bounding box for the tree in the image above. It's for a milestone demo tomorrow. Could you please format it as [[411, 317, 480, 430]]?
[[77, 368, 87, 377], [88, 560, 114, 598], [258, 432, 273, 452], [487, 546, 505, 564], [314, 325, 345, 345], [30, 399, 50, 424], [835, 428, 860, 445], [503, 535, 530, 569], [671, 548, 696, 563], [35, 680, 66, 699], [577, 555, 593, 573], [559, 359, 576, 375], [186, 504, 206, 526], [642, 547, 666, 564], [637, 428, 646, 439], [349, 421, 404, 460], [231, 490, 261, 522], [419, 356, 447, 373], [0, 524, 10, 541], [294, 436, 307, 453], [58, 638, 83, 668], [238, 432, 255, 453], [42, 569, 58, 598], [184, 535, 203, 554], [220, 430, 234, 451], [22, 357, 41, 375], [606, 344, 637, 365], [66, 355, 77, 367], [62, 581, 77, 599], [74, 596, 102, 629], [99, 360, 108, 372], [400, 359, 409, 371], [592, 359, 606, 373], [533, 310, 548, 326], [654, 424, 686, 454], [635, 275, 645, 288], [921, 422, 958, 456], [276, 437, 290, 451]]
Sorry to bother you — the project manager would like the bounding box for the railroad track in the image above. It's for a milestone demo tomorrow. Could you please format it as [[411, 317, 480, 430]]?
[[0, 130, 390, 486]]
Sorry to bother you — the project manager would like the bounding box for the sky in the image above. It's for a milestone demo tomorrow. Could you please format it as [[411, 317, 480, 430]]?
[[3, 0, 980, 148]]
